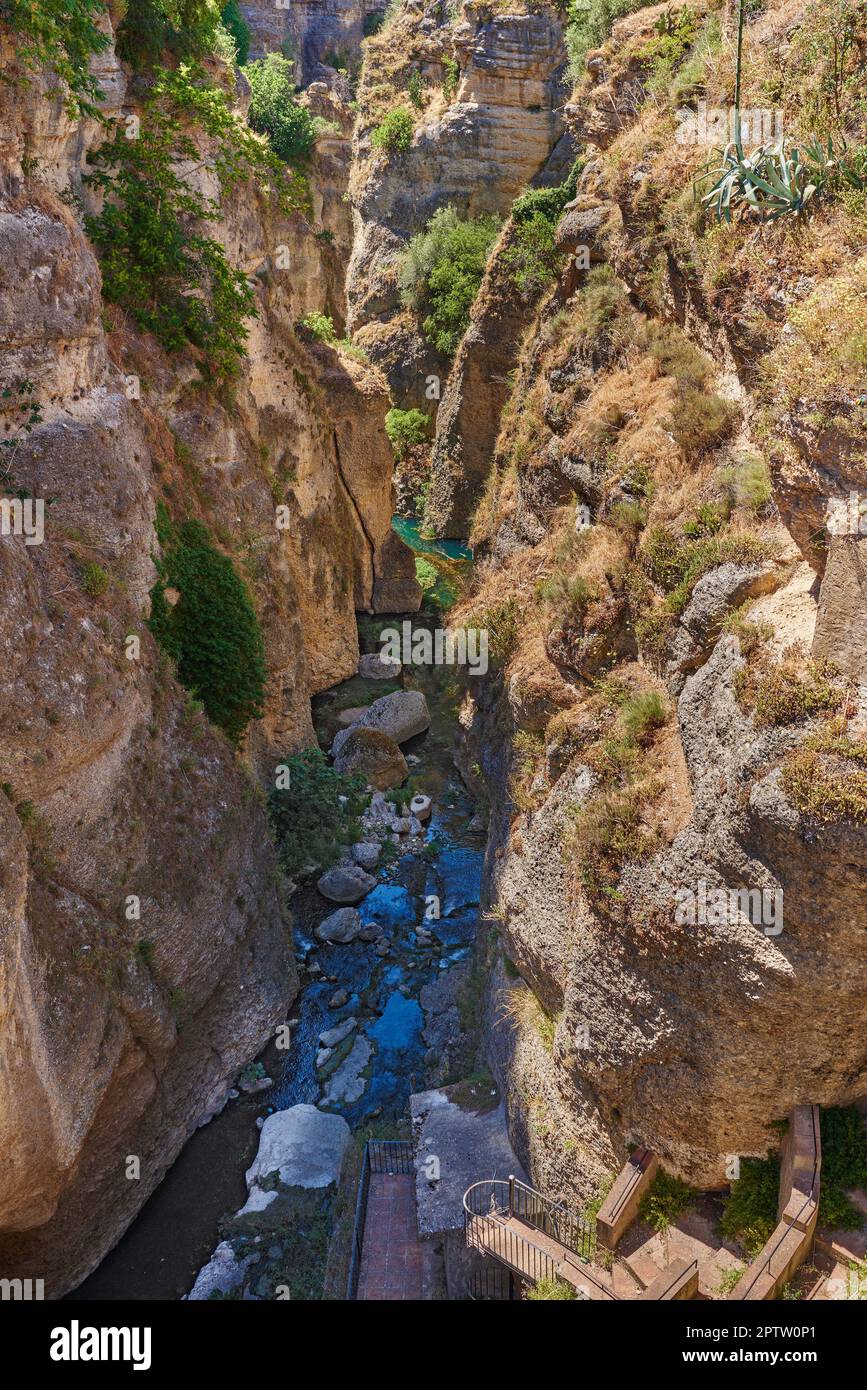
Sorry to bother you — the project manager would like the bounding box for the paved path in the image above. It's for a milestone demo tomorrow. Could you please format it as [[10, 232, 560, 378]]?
[[357, 1173, 424, 1300]]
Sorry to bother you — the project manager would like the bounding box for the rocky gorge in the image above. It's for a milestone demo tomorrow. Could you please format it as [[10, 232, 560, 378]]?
[[1, 0, 867, 1309]]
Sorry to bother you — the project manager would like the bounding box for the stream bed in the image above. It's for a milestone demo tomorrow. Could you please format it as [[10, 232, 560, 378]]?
[[72, 520, 481, 1300]]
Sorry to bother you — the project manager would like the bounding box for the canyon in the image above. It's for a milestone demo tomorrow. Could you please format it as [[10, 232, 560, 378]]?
[[1, 0, 866, 1305]]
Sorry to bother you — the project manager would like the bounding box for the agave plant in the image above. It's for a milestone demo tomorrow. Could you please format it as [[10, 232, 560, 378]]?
[[701, 138, 826, 223]]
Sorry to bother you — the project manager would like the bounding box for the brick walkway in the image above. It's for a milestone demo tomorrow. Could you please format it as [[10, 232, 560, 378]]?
[[357, 1172, 424, 1300]]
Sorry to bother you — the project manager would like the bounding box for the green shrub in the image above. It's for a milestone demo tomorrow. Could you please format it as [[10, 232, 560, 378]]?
[[148, 504, 266, 744], [298, 311, 337, 343], [526, 1277, 576, 1301], [220, 0, 249, 64], [85, 74, 268, 378], [2, 0, 110, 115], [384, 406, 430, 459], [639, 1169, 695, 1233], [399, 205, 501, 354], [116, 0, 223, 72], [442, 55, 459, 100], [503, 211, 563, 300], [79, 560, 110, 598], [720, 1154, 780, 1257], [415, 556, 438, 591], [511, 158, 584, 226], [246, 53, 316, 165], [407, 68, 423, 109], [267, 747, 368, 876], [819, 1106, 867, 1229], [371, 105, 414, 155], [566, 0, 646, 80]]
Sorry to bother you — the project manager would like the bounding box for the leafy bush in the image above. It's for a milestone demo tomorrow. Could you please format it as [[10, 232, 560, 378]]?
[[384, 407, 430, 459], [86, 109, 255, 378], [415, 556, 438, 591], [566, 0, 646, 80], [503, 211, 562, 300], [526, 1277, 576, 1300], [407, 68, 423, 109], [819, 1106, 867, 1229], [2, 0, 110, 115], [246, 53, 316, 165], [148, 505, 266, 744], [220, 0, 248, 64], [79, 560, 110, 598], [511, 158, 583, 226], [267, 747, 367, 876], [639, 1169, 695, 1233], [116, 0, 223, 72], [399, 205, 500, 354], [371, 105, 414, 155], [298, 311, 337, 343], [720, 1154, 780, 1257], [84, 61, 302, 377]]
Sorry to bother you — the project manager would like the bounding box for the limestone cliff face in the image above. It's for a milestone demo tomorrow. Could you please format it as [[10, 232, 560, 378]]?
[[445, 0, 867, 1203], [0, 24, 413, 1293], [241, 0, 381, 81], [345, 1, 571, 405]]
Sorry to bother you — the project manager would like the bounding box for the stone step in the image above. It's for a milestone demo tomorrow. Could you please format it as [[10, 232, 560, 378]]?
[[624, 1248, 666, 1290], [612, 1259, 644, 1299]]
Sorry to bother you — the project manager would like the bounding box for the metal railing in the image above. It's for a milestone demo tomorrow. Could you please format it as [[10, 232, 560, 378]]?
[[467, 1265, 519, 1300], [346, 1139, 416, 1299], [466, 1176, 596, 1262], [465, 1206, 561, 1285]]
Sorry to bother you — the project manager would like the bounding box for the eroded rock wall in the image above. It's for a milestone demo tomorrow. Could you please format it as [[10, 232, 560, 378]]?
[[0, 25, 412, 1293]]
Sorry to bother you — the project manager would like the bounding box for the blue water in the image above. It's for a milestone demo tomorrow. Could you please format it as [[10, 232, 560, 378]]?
[[362, 882, 418, 929], [391, 514, 473, 563], [369, 992, 424, 1053]]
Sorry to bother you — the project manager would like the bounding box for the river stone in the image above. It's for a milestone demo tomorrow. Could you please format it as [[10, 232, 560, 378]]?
[[409, 793, 432, 821], [317, 863, 377, 904], [359, 652, 403, 680], [351, 840, 381, 870], [244, 1104, 351, 1192], [324, 1037, 373, 1105], [336, 705, 370, 727], [329, 987, 350, 1008], [319, 1017, 357, 1049], [331, 689, 430, 757], [187, 1241, 254, 1301], [315, 907, 363, 942], [333, 726, 409, 791]]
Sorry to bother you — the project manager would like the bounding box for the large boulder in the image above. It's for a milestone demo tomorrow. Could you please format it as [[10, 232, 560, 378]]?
[[315, 907, 363, 942], [334, 726, 409, 790], [359, 652, 402, 680], [245, 1105, 351, 1195], [317, 862, 376, 904], [332, 689, 431, 757]]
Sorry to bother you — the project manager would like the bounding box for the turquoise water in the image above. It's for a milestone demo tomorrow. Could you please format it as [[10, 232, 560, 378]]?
[[391, 514, 473, 563]]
